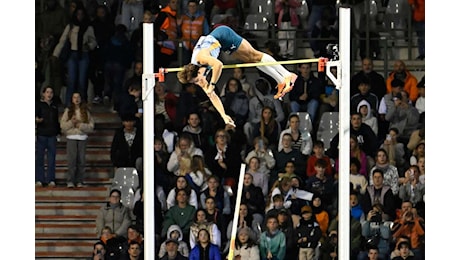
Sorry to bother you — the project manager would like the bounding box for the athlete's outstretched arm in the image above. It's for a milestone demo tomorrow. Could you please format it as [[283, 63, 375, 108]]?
[[196, 49, 223, 86]]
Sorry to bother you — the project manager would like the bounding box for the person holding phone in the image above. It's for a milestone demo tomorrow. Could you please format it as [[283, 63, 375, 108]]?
[[91, 241, 106, 260]]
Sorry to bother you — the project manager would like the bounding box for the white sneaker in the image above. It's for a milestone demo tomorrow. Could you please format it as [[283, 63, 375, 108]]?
[[67, 182, 75, 188], [48, 181, 56, 187], [35, 181, 43, 187], [76, 183, 84, 188]]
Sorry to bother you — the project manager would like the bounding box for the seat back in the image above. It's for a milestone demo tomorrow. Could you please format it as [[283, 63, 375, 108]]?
[[244, 14, 270, 46], [249, 0, 273, 21], [316, 112, 339, 151], [112, 167, 139, 210]]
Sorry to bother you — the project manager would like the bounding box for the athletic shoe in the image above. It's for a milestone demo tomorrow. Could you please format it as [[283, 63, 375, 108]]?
[[67, 182, 75, 188], [274, 82, 286, 99], [48, 181, 56, 187], [92, 96, 102, 104], [35, 181, 43, 187], [76, 183, 85, 188]]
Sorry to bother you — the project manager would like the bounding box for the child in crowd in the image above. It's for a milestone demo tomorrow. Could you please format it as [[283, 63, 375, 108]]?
[[295, 205, 322, 260], [259, 215, 286, 260]]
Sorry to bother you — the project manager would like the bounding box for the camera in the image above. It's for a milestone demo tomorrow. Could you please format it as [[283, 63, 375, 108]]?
[[370, 211, 382, 223], [96, 249, 102, 254]]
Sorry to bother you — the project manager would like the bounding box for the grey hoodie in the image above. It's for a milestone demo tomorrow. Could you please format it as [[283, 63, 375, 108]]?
[[158, 224, 190, 258]]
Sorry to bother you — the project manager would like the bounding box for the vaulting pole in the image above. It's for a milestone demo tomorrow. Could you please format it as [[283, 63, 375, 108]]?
[[227, 164, 246, 260], [142, 22, 155, 260]]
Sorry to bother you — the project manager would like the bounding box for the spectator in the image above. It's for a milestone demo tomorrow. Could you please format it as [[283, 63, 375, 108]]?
[[222, 77, 250, 128], [409, 141, 424, 166], [385, 60, 418, 103], [350, 57, 387, 101], [357, 203, 392, 260], [91, 241, 106, 260], [119, 0, 144, 36], [200, 175, 232, 216], [124, 240, 143, 260], [409, 0, 425, 60], [52, 4, 97, 105], [154, 0, 179, 70], [224, 203, 260, 253], [350, 192, 365, 223], [283, 175, 313, 217], [202, 196, 227, 239], [295, 205, 322, 260], [275, 0, 302, 59], [306, 140, 334, 178], [259, 215, 286, 260], [245, 156, 270, 197], [351, 78, 380, 116], [186, 155, 212, 194], [289, 63, 323, 124], [117, 82, 143, 126], [399, 166, 425, 207], [380, 128, 407, 172], [357, 99, 379, 137], [231, 226, 260, 260], [89, 4, 115, 104], [278, 113, 313, 156], [245, 136, 276, 176], [159, 224, 190, 258], [167, 133, 204, 176], [161, 188, 196, 241], [367, 245, 379, 260], [385, 91, 420, 142], [327, 213, 363, 259], [415, 77, 425, 124], [305, 159, 336, 207], [189, 228, 222, 260], [273, 133, 306, 183], [252, 107, 281, 150], [369, 148, 402, 197], [179, 0, 210, 65], [159, 238, 188, 260], [277, 207, 298, 260], [204, 129, 242, 189], [350, 157, 368, 195], [311, 193, 329, 240], [350, 134, 370, 178], [220, 68, 255, 98], [35, 86, 61, 187], [391, 236, 415, 259], [190, 208, 222, 250], [182, 112, 210, 154], [209, 0, 238, 22], [110, 114, 143, 173], [350, 112, 379, 158], [245, 77, 285, 143], [166, 175, 199, 210], [392, 240, 415, 260], [154, 81, 179, 136], [361, 169, 397, 221], [378, 78, 404, 141], [391, 210, 425, 260], [95, 189, 132, 238], [154, 136, 174, 191], [103, 24, 133, 112], [59, 91, 95, 188], [241, 173, 266, 229], [309, 6, 338, 59]]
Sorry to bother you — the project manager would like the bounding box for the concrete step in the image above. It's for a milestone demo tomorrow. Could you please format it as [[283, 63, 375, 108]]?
[[55, 158, 112, 168], [35, 214, 97, 222], [55, 148, 110, 161], [35, 186, 108, 198], [36, 223, 96, 236], [35, 240, 97, 257], [35, 204, 101, 216]]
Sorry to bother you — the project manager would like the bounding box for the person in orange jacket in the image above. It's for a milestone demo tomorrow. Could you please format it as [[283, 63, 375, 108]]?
[[385, 60, 418, 103], [408, 0, 425, 60]]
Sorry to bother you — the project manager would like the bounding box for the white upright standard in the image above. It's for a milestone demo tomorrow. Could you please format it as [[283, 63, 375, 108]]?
[[142, 22, 156, 260]]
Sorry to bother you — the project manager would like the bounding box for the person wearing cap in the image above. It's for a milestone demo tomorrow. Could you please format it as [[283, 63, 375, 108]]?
[[276, 207, 298, 260], [385, 60, 419, 103], [160, 238, 188, 260], [295, 205, 322, 260]]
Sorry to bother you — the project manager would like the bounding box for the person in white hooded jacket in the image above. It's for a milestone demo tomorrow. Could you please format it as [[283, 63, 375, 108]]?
[[358, 99, 378, 136], [158, 224, 190, 258]]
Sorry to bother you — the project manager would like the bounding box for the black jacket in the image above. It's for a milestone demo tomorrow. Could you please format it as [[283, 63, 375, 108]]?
[[35, 100, 60, 136], [110, 126, 143, 168]]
